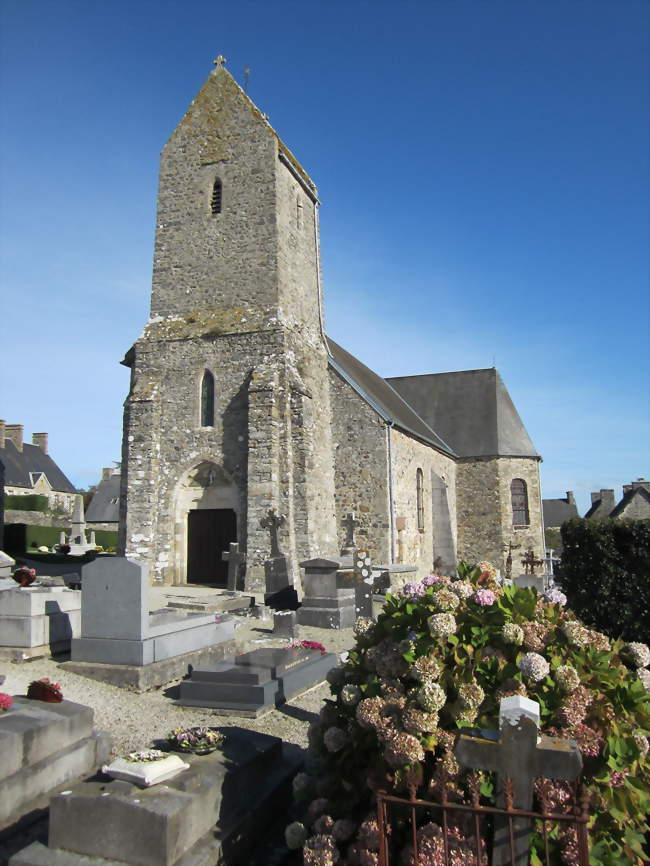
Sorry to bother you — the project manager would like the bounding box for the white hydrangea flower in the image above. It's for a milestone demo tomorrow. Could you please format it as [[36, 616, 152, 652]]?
[[622, 642, 650, 669], [416, 681, 446, 712], [519, 652, 550, 683], [502, 623, 524, 645], [340, 684, 362, 707], [450, 579, 474, 599], [555, 665, 580, 693], [285, 821, 308, 850], [428, 612, 457, 637], [323, 726, 349, 753]]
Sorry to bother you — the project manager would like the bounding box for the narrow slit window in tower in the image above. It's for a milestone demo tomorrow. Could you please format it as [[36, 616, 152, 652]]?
[[416, 468, 425, 532], [201, 371, 215, 427]]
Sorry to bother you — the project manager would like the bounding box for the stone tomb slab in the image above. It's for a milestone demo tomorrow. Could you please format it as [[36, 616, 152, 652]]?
[[177, 646, 337, 716], [165, 591, 254, 614], [10, 728, 302, 866], [0, 586, 81, 659]]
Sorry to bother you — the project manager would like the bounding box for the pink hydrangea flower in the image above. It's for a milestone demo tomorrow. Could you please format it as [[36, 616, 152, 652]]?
[[472, 588, 496, 606]]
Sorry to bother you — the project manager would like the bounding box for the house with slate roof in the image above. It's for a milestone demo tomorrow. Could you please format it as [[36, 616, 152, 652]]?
[[542, 492, 579, 530], [85, 468, 121, 531], [119, 61, 544, 586], [0, 420, 77, 522], [585, 479, 650, 520]]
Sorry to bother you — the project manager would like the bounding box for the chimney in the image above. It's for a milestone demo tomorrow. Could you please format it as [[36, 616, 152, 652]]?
[[590, 492, 600, 504], [566, 491, 575, 505], [600, 489, 616, 512], [5, 424, 23, 452], [32, 432, 48, 454], [0, 419, 4, 449], [102, 467, 113, 481], [631, 478, 650, 492]]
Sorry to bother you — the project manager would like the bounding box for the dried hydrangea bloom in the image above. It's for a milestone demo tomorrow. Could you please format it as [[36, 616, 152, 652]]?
[[354, 617, 375, 638], [522, 621, 552, 652], [323, 726, 349, 753], [477, 561, 497, 580], [555, 664, 580, 693], [569, 723, 604, 758], [366, 639, 409, 679], [307, 721, 322, 747], [416, 681, 446, 713], [303, 833, 340, 866], [356, 697, 384, 730], [430, 587, 460, 612], [410, 654, 442, 682], [423, 574, 450, 586], [449, 579, 474, 599], [320, 702, 340, 726], [284, 821, 308, 850], [622, 641, 650, 669], [402, 706, 439, 734], [428, 612, 457, 637], [501, 622, 524, 645], [307, 798, 331, 822], [340, 684, 362, 707], [292, 772, 312, 797], [633, 732, 649, 757], [357, 817, 381, 852], [562, 620, 589, 647], [383, 730, 425, 767], [519, 652, 550, 683], [587, 629, 611, 652], [457, 681, 485, 711], [557, 685, 592, 727], [495, 677, 527, 700], [326, 666, 346, 687]]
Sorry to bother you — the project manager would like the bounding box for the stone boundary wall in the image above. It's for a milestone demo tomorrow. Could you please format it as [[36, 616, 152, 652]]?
[[3, 510, 69, 528]]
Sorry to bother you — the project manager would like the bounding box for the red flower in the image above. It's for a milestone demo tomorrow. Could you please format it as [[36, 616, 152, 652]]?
[[0, 693, 13, 711]]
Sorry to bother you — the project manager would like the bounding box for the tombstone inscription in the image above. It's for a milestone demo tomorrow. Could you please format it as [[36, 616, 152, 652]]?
[[454, 696, 583, 866]]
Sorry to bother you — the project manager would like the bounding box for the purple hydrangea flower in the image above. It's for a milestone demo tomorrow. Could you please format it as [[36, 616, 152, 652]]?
[[473, 588, 497, 606], [402, 582, 425, 597], [543, 588, 567, 606]]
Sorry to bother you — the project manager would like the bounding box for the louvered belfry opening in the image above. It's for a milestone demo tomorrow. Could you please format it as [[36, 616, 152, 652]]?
[[211, 179, 222, 214]]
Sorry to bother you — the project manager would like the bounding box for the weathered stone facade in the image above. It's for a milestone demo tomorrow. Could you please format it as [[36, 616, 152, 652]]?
[[456, 456, 544, 570], [119, 62, 544, 587]]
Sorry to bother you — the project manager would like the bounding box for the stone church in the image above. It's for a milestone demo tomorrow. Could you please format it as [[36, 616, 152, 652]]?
[[119, 61, 544, 589]]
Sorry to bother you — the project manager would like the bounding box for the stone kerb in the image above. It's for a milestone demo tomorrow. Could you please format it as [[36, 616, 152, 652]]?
[[0, 697, 111, 830]]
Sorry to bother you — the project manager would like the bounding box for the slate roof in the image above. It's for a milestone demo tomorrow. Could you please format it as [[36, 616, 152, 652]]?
[[386, 368, 539, 459], [0, 439, 77, 493], [325, 337, 456, 456], [543, 497, 579, 528], [85, 473, 121, 523], [584, 497, 614, 520], [609, 486, 650, 518]]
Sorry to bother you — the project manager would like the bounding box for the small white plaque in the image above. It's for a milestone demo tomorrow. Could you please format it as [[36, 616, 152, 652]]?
[[102, 755, 189, 787]]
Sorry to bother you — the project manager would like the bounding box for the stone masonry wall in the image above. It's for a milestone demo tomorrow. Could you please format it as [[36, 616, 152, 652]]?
[[456, 456, 544, 572], [329, 369, 390, 564], [390, 430, 457, 578], [617, 495, 650, 520]]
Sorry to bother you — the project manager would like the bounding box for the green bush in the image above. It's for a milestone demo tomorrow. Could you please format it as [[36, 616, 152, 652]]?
[[4, 494, 48, 512], [292, 566, 649, 866], [93, 529, 118, 550], [557, 519, 650, 643], [3, 524, 67, 552]]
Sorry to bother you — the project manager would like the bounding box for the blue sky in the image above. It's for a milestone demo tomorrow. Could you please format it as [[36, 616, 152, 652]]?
[[1, 0, 648, 514]]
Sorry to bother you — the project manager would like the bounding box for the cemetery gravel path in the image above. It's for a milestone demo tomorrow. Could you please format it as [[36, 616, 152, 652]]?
[[1, 619, 355, 757]]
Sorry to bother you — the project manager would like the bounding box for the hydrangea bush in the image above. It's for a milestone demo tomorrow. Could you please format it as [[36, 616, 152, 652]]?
[[291, 563, 649, 866]]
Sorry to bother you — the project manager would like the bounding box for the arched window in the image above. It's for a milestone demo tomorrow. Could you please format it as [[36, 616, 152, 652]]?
[[511, 478, 530, 526], [201, 371, 215, 427], [211, 179, 222, 214], [416, 468, 425, 532]]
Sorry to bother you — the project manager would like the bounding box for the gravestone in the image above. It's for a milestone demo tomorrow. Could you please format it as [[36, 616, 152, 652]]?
[[221, 541, 245, 592], [177, 645, 337, 716], [0, 696, 111, 831], [512, 573, 547, 593], [260, 509, 298, 610], [297, 557, 356, 629], [372, 563, 417, 594], [273, 609, 297, 638], [64, 557, 236, 690], [0, 584, 81, 660], [10, 727, 301, 866], [455, 696, 582, 866], [336, 549, 375, 618], [0, 550, 15, 578], [340, 511, 359, 556]]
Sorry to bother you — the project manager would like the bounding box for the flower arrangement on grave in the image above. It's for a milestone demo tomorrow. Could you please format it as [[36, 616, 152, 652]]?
[[11, 566, 37, 587], [27, 677, 63, 703], [288, 561, 649, 866], [291, 639, 327, 655], [166, 726, 225, 755], [0, 693, 13, 712], [125, 749, 168, 763]]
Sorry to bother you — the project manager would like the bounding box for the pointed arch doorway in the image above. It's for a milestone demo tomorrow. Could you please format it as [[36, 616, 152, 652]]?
[[174, 461, 240, 586]]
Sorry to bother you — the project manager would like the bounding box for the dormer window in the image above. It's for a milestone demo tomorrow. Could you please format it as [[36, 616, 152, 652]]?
[[211, 179, 222, 214], [201, 371, 215, 426]]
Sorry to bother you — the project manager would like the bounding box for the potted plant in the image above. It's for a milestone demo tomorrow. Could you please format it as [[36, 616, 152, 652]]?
[[167, 726, 225, 755], [27, 678, 63, 703]]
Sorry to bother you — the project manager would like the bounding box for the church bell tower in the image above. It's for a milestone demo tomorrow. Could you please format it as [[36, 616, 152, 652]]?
[[119, 59, 337, 587]]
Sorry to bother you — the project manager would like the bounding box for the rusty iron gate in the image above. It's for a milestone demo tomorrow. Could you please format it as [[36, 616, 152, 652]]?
[[376, 776, 590, 866]]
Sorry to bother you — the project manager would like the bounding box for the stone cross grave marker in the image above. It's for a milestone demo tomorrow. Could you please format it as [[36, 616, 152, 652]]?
[[521, 548, 544, 576], [455, 696, 583, 866], [260, 508, 285, 557], [221, 542, 245, 592], [341, 511, 360, 555]]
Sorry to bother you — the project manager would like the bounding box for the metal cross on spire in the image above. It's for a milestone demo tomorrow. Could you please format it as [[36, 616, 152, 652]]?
[[214, 55, 227, 68]]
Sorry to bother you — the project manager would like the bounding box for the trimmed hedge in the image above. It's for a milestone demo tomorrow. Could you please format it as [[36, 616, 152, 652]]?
[[3, 523, 118, 554], [556, 517, 650, 642], [94, 529, 118, 550], [4, 494, 48, 512]]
